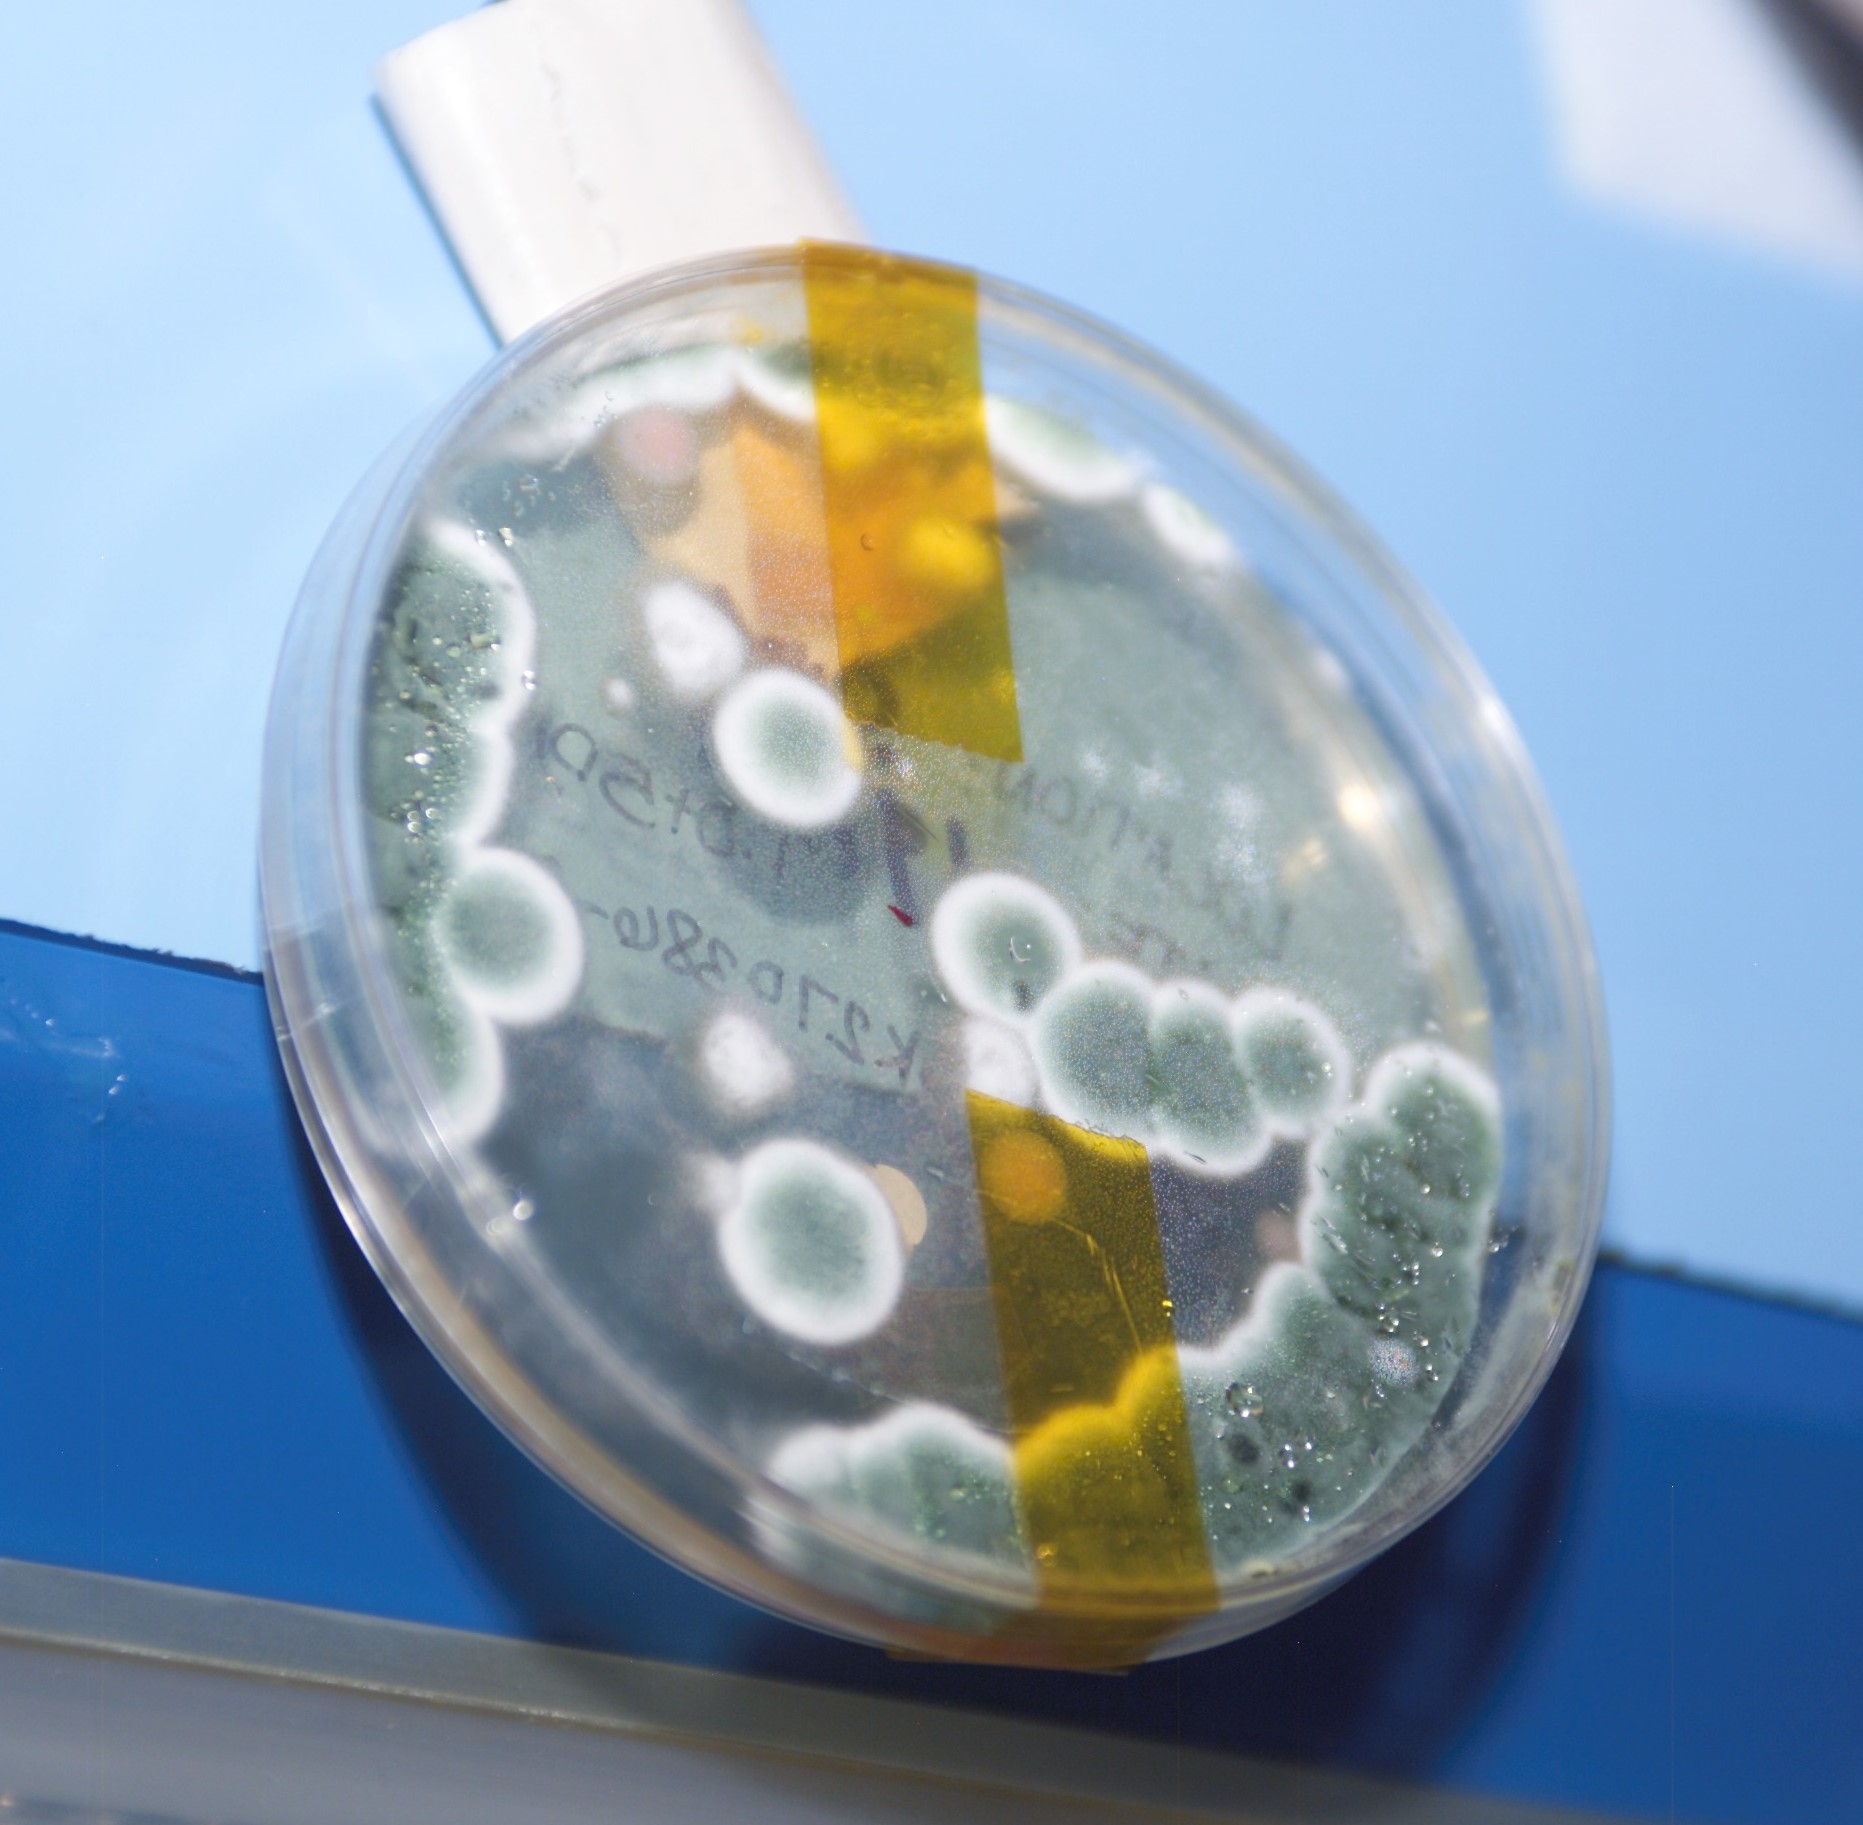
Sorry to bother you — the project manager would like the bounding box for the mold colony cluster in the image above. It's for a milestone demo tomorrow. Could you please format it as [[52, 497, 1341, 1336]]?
[[755, 867, 1499, 1587], [361, 328, 1503, 1626], [365, 521, 583, 1140], [930, 871, 1348, 1169]]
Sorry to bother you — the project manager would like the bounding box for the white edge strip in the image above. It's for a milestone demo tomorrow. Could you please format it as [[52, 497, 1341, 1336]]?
[[376, 0, 863, 342]]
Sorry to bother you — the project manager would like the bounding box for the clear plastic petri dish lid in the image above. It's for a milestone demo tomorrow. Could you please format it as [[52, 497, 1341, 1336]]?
[[261, 244, 1607, 1667]]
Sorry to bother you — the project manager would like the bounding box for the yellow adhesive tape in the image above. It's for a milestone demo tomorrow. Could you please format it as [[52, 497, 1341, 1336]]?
[[802, 243, 1022, 761], [967, 1091, 1216, 1657]]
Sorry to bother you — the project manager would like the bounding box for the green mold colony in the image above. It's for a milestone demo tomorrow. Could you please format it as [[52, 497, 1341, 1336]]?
[[769, 1037, 1498, 1599], [363, 519, 583, 1139], [764, 872, 1499, 1604], [719, 1138, 906, 1346], [934, 872, 1348, 1173], [710, 667, 864, 831]]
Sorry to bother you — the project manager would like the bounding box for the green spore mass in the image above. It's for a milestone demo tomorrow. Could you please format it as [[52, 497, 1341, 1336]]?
[[764, 1405, 1032, 1628], [1149, 989, 1258, 1164], [840, 1408, 1027, 1566], [363, 530, 530, 926], [934, 875, 1078, 1019], [400, 941, 474, 1086], [1176, 1045, 1500, 1573], [1181, 1264, 1441, 1566], [438, 865, 554, 990], [1031, 965, 1154, 1136], [744, 1158, 881, 1308], [744, 693, 839, 793], [1234, 998, 1339, 1123], [1303, 1046, 1499, 1363]]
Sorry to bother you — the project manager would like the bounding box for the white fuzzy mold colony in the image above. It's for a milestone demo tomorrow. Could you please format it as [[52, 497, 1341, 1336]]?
[[1140, 481, 1239, 572], [698, 1008, 796, 1119], [719, 1139, 905, 1346], [735, 346, 816, 424], [960, 1018, 1039, 1105], [985, 397, 1142, 505], [494, 344, 741, 465], [711, 668, 862, 829], [643, 578, 747, 699], [1032, 961, 1156, 1136], [368, 523, 535, 845], [1233, 988, 1353, 1129], [403, 974, 506, 1146]]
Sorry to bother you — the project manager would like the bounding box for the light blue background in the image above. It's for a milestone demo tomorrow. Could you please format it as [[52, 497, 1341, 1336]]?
[[3, 1, 1859, 1309]]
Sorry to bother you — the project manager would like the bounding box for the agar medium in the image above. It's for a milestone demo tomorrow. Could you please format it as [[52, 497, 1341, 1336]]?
[[261, 245, 1607, 1666]]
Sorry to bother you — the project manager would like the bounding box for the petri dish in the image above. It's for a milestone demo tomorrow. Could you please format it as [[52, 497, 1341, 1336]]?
[[261, 244, 1607, 1666]]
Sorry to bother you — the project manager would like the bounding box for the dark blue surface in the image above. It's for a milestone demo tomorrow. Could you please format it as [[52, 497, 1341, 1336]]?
[[2, 921, 1859, 1823]]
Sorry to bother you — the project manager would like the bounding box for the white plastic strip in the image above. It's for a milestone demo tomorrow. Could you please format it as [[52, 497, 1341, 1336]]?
[[376, 0, 863, 342], [0, 1558, 1625, 1825]]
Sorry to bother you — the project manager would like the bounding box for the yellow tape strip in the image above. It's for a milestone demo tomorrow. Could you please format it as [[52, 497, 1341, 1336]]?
[[967, 1092, 1216, 1659], [802, 243, 1022, 761]]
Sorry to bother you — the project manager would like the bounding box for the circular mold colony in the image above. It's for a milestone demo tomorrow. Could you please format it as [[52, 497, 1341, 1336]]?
[[719, 1138, 905, 1346], [711, 668, 862, 829], [263, 249, 1606, 1668]]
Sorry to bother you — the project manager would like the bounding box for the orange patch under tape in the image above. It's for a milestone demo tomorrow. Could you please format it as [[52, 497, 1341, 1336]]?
[[803, 244, 1022, 761]]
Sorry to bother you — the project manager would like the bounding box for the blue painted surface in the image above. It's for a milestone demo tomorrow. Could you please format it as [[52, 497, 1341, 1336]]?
[[3, 922, 1859, 1823], [2, 1, 1860, 1310]]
